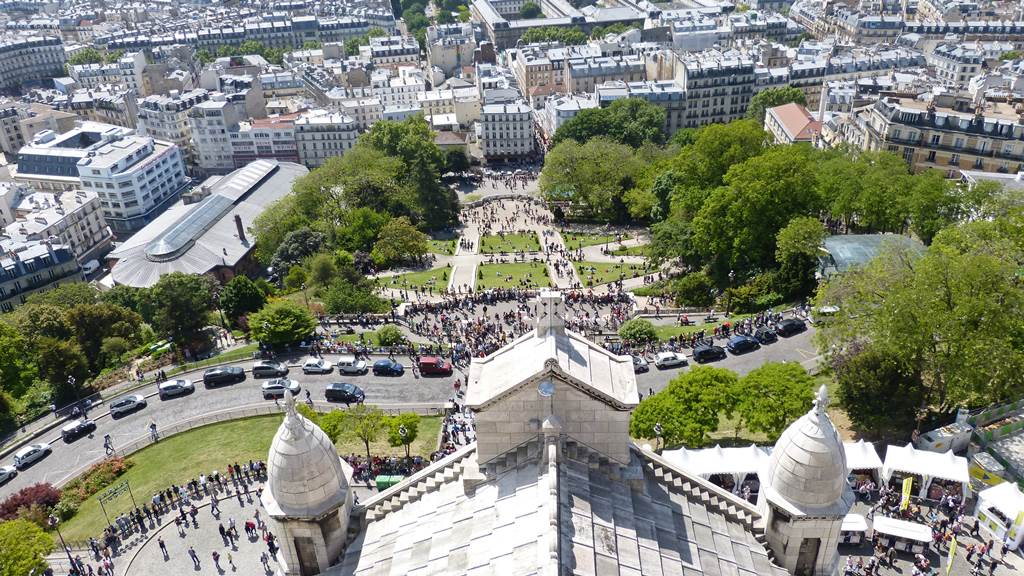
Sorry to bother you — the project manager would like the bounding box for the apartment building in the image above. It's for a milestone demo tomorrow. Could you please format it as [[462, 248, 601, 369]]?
[[69, 51, 146, 92], [677, 51, 756, 129], [2, 186, 112, 262], [426, 23, 476, 79], [77, 134, 187, 233], [0, 106, 24, 156], [230, 112, 301, 168], [416, 86, 481, 128], [65, 87, 140, 130], [566, 55, 645, 94], [12, 122, 133, 192], [0, 35, 66, 91], [480, 100, 534, 161], [508, 44, 602, 108], [363, 35, 420, 67], [0, 243, 81, 312], [541, 93, 598, 142], [137, 89, 210, 167], [765, 102, 821, 145], [595, 80, 688, 136], [927, 42, 1012, 87], [851, 94, 1024, 176], [17, 103, 78, 143], [338, 97, 383, 129], [294, 109, 358, 168], [188, 94, 249, 175]]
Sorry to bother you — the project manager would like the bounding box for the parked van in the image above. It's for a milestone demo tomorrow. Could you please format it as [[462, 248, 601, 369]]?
[[336, 355, 368, 375]]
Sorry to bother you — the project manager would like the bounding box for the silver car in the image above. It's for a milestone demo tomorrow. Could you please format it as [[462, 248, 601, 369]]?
[[261, 378, 301, 399], [13, 443, 50, 469], [109, 394, 147, 417], [158, 379, 194, 399], [0, 465, 16, 485]]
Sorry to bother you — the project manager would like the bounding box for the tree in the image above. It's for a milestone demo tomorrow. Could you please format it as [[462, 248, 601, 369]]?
[[832, 342, 924, 439], [775, 216, 827, 298], [386, 413, 420, 457], [67, 48, 103, 65], [519, 0, 543, 17], [248, 300, 317, 346], [552, 98, 666, 148], [540, 137, 643, 222], [308, 253, 339, 287], [9, 303, 71, 342], [302, 40, 322, 49], [443, 147, 470, 173], [219, 276, 266, 324], [322, 279, 389, 314], [375, 324, 405, 346], [344, 404, 386, 464], [1001, 50, 1023, 60], [672, 272, 715, 307], [35, 337, 89, 404], [270, 227, 326, 275], [24, 282, 97, 309], [370, 216, 430, 268], [150, 272, 214, 352], [284, 266, 308, 291], [629, 366, 738, 447], [195, 49, 214, 64], [0, 518, 53, 576], [618, 318, 657, 343], [734, 362, 815, 440], [0, 324, 36, 398], [65, 303, 142, 373], [746, 86, 807, 123], [519, 26, 587, 45]]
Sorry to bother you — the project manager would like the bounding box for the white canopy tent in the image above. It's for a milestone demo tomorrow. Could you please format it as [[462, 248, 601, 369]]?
[[872, 516, 933, 553], [845, 440, 883, 484], [882, 443, 970, 500], [975, 481, 1024, 550], [662, 444, 770, 492]]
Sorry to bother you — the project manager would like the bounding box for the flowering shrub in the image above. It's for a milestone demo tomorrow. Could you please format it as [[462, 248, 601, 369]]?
[[0, 483, 61, 520]]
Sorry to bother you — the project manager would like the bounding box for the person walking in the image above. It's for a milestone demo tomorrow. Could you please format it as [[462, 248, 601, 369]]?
[[212, 551, 221, 570], [188, 546, 200, 568], [158, 537, 168, 560]]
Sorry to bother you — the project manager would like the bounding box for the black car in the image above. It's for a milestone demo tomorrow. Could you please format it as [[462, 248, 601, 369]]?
[[726, 335, 760, 355], [252, 360, 289, 378], [776, 318, 807, 337], [754, 327, 777, 344], [61, 419, 97, 442], [692, 344, 727, 363], [325, 382, 365, 404], [203, 366, 246, 388]]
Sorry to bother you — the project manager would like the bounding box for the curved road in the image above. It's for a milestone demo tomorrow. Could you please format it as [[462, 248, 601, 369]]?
[[0, 326, 818, 499]]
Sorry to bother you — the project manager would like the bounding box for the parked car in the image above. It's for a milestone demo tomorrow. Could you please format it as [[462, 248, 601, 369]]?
[[61, 418, 96, 442], [754, 327, 778, 344], [109, 394, 147, 417], [302, 357, 333, 375], [692, 344, 727, 363], [726, 335, 760, 355], [776, 318, 807, 337], [13, 443, 51, 469], [0, 465, 16, 485], [261, 378, 301, 399], [325, 382, 365, 404], [373, 359, 404, 376], [654, 351, 687, 369], [203, 366, 246, 387], [158, 378, 195, 399], [336, 355, 368, 375], [417, 356, 453, 376], [252, 360, 289, 378], [632, 355, 649, 373]]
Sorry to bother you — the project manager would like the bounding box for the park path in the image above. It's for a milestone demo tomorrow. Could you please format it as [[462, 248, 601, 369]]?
[[578, 236, 649, 264]]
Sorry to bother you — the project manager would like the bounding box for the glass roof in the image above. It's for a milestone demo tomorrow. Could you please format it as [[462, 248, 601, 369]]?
[[145, 193, 235, 262]]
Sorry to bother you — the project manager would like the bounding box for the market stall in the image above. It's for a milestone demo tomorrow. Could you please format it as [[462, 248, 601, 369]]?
[[845, 440, 883, 487], [975, 481, 1024, 550], [662, 444, 770, 501], [840, 513, 868, 545], [882, 443, 970, 501], [871, 516, 932, 554]]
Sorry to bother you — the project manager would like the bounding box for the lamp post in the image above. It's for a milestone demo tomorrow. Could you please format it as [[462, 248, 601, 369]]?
[[398, 424, 409, 459], [653, 422, 663, 453], [67, 375, 79, 403], [725, 269, 736, 317], [300, 282, 310, 310], [48, 515, 75, 569]]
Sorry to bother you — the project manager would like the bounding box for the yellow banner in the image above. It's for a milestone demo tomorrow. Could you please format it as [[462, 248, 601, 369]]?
[[901, 476, 914, 511], [1015, 510, 1024, 527], [946, 535, 957, 576]]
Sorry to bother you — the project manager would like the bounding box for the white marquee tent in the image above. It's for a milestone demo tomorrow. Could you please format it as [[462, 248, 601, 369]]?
[[844, 440, 883, 484], [662, 444, 770, 490], [882, 443, 970, 500]]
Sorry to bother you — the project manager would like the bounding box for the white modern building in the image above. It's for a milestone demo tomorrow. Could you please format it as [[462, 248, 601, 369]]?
[[294, 109, 358, 168], [77, 134, 187, 233], [480, 100, 534, 161], [11, 122, 133, 192]]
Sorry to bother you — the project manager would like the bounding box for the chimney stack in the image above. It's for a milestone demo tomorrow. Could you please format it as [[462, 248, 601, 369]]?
[[235, 214, 247, 244]]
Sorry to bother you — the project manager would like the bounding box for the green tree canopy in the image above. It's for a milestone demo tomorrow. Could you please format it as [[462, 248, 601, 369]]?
[[831, 341, 924, 439], [630, 366, 738, 447], [370, 216, 430, 268], [0, 518, 53, 576], [375, 324, 405, 346], [344, 404, 386, 463], [618, 318, 657, 342], [219, 276, 267, 324], [519, 1, 543, 17], [386, 412, 420, 457], [150, 272, 215, 351], [552, 98, 666, 148], [67, 48, 103, 65], [65, 303, 143, 372], [746, 86, 807, 123], [519, 26, 587, 44], [540, 137, 645, 222], [734, 362, 815, 440], [248, 300, 317, 346]]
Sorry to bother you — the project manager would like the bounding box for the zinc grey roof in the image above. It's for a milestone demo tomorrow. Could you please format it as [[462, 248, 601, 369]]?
[[107, 159, 307, 288]]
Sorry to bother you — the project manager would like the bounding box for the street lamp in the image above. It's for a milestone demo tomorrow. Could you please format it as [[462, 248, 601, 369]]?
[[48, 515, 75, 569], [725, 270, 736, 317], [653, 422, 663, 452], [398, 424, 409, 458], [300, 282, 310, 310], [67, 375, 80, 403]]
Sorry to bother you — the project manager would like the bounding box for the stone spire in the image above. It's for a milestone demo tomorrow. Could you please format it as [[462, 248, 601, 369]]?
[[535, 290, 566, 338]]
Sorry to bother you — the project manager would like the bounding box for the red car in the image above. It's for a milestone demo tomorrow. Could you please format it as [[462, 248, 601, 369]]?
[[418, 356, 453, 376]]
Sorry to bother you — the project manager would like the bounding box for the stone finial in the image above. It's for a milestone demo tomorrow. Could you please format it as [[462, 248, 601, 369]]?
[[283, 389, 303, 434], [813, 384, 829, 414], [535, 290, 566, 337]]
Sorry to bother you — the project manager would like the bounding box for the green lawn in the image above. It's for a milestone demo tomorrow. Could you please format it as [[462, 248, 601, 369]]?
[[59, 414, 441, 542], [429, 239, 456, 255], [651, 314, 754, 340], [574, 261, 654, 287], [561, 231, 628, 249], [479, 232, 541, 254], [165, 343, 259, 378], [381, 267, 450, 291], [611, 244, 650, 257], [476, 262, 552, 290]]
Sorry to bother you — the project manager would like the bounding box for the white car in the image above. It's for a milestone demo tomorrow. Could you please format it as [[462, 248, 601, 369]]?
[[654, 351, 687, 369], [0, 465, 16, 485], [13, 443, 51, 469], [109, 394, 147, 417], [302, 357, 333, 375], [158, 378, 195, 399], [262, 378, 301, 399]]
